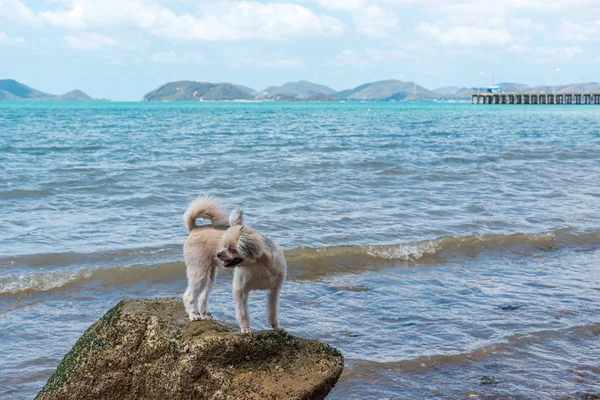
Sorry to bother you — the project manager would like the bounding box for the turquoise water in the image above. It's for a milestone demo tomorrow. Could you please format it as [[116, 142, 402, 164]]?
[[1, 102, 599, 398]]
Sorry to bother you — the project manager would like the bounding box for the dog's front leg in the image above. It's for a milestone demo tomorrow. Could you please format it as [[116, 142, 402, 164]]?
[[267, 287, 286, 334], [233, 286, 252, 333]]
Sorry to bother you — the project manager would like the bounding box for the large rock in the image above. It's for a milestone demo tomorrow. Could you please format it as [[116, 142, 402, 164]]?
[[36, 298, 344, 400]]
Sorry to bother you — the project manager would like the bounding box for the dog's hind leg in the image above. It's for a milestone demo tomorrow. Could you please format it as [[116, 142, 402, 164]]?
[[267, 287, 286, 334], [183, 261, 215, 321], [183, 284, 200, 320], [197, 265, 217, 320]]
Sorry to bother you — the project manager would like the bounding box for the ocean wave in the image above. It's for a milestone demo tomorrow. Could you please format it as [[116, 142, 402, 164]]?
[[1, 228, 598, 297], [0, 261, 185, 297], [0, 244, 181, 268], [0, 270, 94, 296], [285, 228, 600, 279], [343, 323, 600, 375], [177, 166, 201, 173], [0, 189, 54, 199]]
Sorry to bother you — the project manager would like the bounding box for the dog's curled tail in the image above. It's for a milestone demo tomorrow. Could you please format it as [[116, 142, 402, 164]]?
[[183, 195, 229, 232]]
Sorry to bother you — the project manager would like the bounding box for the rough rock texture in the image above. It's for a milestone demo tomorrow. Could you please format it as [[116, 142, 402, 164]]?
[[36, 298, 344, 400]]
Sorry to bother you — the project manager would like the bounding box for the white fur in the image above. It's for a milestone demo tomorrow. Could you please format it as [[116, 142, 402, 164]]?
[[231, 240, 287, 334], [182, 195, 287, 334], [182, 195, 229, 321], [229, 209, 244, 227], [183, 195, 229, 232]]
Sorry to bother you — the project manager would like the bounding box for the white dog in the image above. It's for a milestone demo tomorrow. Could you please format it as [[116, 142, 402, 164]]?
[[182, 195, 287, 334]]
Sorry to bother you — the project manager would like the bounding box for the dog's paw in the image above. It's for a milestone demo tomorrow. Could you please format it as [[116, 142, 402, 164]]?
[[274, 327, 288, 335], [240, 327, 253, 334], [189, 313, 202, 321], [190, 313, 213, 321], [200, 313, 214, 321]]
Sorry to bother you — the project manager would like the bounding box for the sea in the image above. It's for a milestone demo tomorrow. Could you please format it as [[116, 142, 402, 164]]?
[[0, 101, 599, 399]]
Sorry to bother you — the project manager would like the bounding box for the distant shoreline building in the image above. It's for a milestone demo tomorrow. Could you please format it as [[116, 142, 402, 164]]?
[[485, 85, 503, 94]]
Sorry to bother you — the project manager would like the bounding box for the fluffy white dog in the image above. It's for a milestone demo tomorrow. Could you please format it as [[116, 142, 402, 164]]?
[[182, 195, 287, 334]]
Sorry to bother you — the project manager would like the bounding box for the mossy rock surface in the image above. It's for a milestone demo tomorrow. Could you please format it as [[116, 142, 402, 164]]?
[[36, 298, 344, 400]]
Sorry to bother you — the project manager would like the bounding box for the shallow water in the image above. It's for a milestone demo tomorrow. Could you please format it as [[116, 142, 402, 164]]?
[[0, 102, 599, 399]]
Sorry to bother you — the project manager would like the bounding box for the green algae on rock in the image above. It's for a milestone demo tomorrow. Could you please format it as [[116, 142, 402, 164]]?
[[36, 298, 344, 400]]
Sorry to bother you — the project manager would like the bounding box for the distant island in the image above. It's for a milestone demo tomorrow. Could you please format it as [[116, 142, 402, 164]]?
[[141, 80, 342, 102], [0, 79, 104, 102], [142, 79, 438, 102], [143, 79, 600, 103], [3, 78, 599, 103]]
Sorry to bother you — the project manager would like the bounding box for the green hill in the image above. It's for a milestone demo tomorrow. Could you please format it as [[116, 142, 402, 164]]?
[[55, 90, 95, 102], [261, 80, 336, 99], [142, 81, 256, 101], [304, 92, 338, 102], [270, 93, 301, 102], [556, 82, 600, 93], [203, 83, 256, 101], [0, 90, 21, 101], [234, 84, 258, 97], [433, 86, 465, 96], [0, 79, 98, 101], [0, 79, 54, 100], [331, 83, 371, 100], [334, 80, 439, 101]]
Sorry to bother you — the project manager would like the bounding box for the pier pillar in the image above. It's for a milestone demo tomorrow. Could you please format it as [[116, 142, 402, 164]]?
[[473, 92, 600, 105]]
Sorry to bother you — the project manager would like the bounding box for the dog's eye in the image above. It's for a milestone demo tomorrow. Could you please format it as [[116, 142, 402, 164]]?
[[230, 248, 238, 254]]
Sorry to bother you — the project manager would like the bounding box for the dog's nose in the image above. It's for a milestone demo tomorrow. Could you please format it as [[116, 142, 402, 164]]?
[[217, 251, 224, 258]]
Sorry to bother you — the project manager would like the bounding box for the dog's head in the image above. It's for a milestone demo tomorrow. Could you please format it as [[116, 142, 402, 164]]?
[[217, 210, 265, 268]]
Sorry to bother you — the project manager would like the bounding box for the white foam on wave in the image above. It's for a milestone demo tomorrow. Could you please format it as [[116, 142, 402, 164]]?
[[0, 270, 93, 296], [366, 241, 438, 261]]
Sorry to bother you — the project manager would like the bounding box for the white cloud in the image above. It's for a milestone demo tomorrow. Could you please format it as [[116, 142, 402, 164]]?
[[0, 30, 25, 44], [365, 48, 408, 61], [2, 0, 599, 65], [64, 33, 117, 50], [4, 0, 341, 41], [559, 19, 599, 42], [327, 47, 409, 66], [417, 23, 511, 47], [562, 46, 584, 58], [220, 48, 307, 69], [328, 49, 371, 67], [507, 44, 531, 55], [263, 57, 306, 69], [314, 0, 596, 14], [314, 0, 366, 10], [507, 45, 584, 62], [511, 18, 545, 32], [151, 51, 204, 64], [353, 4, 399, 38], [0, 0, 36, 23], [158, 2, 344, 41]]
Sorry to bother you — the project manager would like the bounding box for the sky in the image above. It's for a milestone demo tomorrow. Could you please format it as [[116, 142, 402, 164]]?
[[0, 0, 599, 100]]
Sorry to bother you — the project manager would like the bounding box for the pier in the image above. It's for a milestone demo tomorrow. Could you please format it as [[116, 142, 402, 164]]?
[[472, 93, 600, 105]]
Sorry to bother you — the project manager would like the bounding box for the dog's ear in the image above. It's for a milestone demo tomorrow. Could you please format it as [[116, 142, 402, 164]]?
[[238, 230, 264, 260], [229, 209, 244, 226]]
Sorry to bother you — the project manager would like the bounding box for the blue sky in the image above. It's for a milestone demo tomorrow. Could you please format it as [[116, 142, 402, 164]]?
[[1, 0, 599, 100]]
